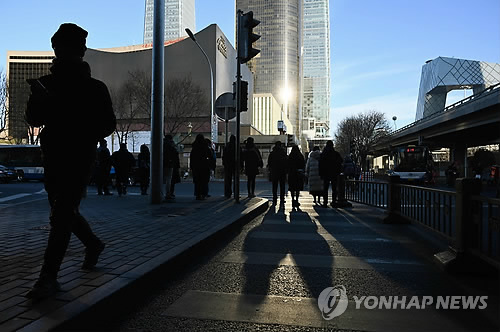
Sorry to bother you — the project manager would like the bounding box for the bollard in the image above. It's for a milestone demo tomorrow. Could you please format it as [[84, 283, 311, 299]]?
[[336, 174, 352, 208], [434, 177, 483, 273], [453, 178, 482, 254], [383, 174, 405, 223]]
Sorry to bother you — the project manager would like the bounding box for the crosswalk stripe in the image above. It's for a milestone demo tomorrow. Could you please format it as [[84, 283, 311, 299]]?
[[221, 251, 425, 271], [248, 231, 403, 243], [163, 290, 478, 331], [0, 193, 31, 203]]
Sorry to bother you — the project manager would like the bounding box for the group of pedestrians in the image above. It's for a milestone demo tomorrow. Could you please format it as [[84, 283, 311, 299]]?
[[222, 137, 344, 209], [266, 139, 343, 208], [94, 140, 150, 197]]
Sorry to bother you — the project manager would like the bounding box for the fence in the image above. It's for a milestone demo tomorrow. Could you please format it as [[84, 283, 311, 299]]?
[[343, 175, 499, 270], [345, 180, 387, 209]]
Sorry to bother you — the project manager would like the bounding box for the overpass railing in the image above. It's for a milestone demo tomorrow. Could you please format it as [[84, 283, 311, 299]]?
[[386, 82, 500, 137], [342, 175, 499, 270]]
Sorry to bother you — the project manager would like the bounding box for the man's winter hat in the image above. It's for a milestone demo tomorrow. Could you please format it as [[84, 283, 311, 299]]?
[[51, 23, 88, 51]]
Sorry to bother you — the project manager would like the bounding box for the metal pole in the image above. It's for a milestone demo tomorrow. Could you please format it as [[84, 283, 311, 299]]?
[[235, 10, 242, 203], [185, 28, 216, 149], [225, 108, 229, 146], [150, 0, 165, 204]]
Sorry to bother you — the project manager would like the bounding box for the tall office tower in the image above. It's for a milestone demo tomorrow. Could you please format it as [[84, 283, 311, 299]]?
[[236, 0, 302, 138], [144, 0, 196, 44], [302, 0, 330, 138]]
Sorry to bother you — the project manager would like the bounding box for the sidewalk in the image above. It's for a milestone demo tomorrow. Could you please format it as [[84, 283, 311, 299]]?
[[0, 192, 268, 332]]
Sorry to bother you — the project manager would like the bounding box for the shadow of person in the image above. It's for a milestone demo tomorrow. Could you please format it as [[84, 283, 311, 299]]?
[[238, 199, 335, 320]]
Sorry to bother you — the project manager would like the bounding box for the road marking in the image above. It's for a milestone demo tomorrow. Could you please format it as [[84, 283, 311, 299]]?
[[221, 251, 424, 271], [163, 290, 477, 331], [249, 231, 400, 243], [0, 193, 31, 203]]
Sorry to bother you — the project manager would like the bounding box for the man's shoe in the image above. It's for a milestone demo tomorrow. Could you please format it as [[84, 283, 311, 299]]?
[[104, 192, 113, 196], [82, 242, 105, 270], [26, 276, 61, 300]]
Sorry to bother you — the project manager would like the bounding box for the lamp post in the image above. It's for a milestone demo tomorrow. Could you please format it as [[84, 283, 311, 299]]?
[[185, 28, 216, 149]]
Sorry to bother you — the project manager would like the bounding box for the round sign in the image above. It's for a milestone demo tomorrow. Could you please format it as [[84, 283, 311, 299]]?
[[215, 92, 236, 120]]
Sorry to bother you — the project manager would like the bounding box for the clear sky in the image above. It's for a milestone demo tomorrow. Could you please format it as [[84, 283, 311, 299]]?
[[1, 0, 499, 135]]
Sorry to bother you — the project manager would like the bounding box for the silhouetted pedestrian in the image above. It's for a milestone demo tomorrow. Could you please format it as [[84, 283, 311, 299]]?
[[163, 134, 178, 199], [306, 146, 323, 205], [96, 139, 113, 195], [169, 147, 181, 198], [112, 143, 135, 196], [242, 137, 263, 198], [222, 135, 238, 198], [288, 145, 305, 208], [319, 140, 343, 207], [25, 23, 116, 299], [343, 155, 355, 179], [137, 144, 150, 195], [203, 138, 216, 198], [267, 141, 288, 205], [190, 134, 212, 200]]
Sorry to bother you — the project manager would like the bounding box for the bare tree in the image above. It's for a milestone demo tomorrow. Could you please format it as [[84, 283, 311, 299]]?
[[111, 71, 211, 145], [112, 79, 148, 145], [164, 76, 209, 141], [128, 70, 151, 118], [0, 70, 8, 138], [334, 110, 391, 169]]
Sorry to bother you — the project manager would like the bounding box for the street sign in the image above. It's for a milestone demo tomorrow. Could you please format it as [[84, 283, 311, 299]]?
[[215, 92, 236, 120]]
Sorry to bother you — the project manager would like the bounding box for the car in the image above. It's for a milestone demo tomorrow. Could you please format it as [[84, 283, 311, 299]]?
[[0, 164, 24, 183]]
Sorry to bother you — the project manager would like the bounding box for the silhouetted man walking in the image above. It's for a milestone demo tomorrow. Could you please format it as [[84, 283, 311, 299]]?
[[96, 139, 112, 195], [25, 23, 116, 299], [319, 140, 343, 207], [267, 141, 288, 205]]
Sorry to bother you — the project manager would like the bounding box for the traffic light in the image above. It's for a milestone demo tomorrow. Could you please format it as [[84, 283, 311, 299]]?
[[233, 80, 249, 112], [240, 80, 248, 112], [287, 134, 294, 146], [238, 11, 260, 63]]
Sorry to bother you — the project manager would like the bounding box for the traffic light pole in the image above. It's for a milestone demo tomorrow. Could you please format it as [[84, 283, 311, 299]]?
[[234, 9, 259, 203], [150, 0, 165, 204], [235, 10, 243, 204]]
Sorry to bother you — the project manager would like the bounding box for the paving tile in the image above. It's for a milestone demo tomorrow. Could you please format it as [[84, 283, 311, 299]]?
[[0, 305, 29, 324], [17, 298, 68, 320], [83, 274, 117, 287], [0, 317, 31, 332]]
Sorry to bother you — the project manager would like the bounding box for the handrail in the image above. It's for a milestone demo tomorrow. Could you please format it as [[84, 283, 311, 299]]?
[[395, 184, 455, 196]]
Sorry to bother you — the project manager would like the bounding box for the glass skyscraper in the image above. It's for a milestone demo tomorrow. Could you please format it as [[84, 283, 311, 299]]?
[[236, 0, 302, 138], [302, 0, 330, 138], [144, 0, 196, 44]]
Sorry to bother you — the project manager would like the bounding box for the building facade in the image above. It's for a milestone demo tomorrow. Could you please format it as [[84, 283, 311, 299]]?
[[236, 0, 302, 140], [252, 93, 293, 135], [416, 56, 500, 120], [302, 0, 330, 139], [144, 0, 196, 44], [4, 51, 54, 142]]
